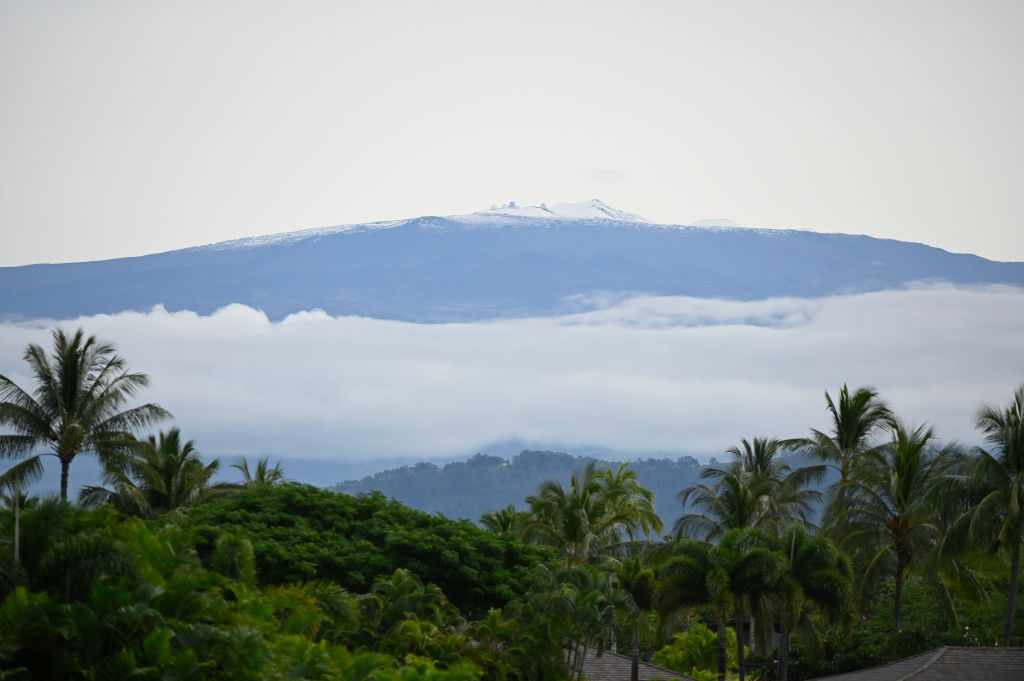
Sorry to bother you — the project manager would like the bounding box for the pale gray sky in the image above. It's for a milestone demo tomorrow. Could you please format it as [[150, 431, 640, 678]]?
[[1, 0, 1022, 266]]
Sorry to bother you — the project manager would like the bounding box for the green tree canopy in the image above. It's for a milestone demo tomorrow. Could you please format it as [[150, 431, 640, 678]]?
[[184, 484, 551, 617]]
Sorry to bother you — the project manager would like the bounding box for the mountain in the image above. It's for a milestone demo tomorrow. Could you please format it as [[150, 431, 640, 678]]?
[[328, 448, 834, 528], [329, 450, 708, 527], [2, 199, 1022, 322]]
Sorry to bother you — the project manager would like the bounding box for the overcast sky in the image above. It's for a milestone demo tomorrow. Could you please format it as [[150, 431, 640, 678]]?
[[2, 1, 1023, 266]]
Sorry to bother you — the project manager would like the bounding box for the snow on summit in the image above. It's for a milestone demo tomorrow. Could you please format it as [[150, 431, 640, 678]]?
[[473, 199, 650, 223], [468, 201, 746, 229], [196, 199, 754, 255]]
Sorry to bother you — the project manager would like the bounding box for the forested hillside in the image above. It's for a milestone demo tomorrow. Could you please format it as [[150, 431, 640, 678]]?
[[329, 451, 696, 525], [328, 450, 830, 529]]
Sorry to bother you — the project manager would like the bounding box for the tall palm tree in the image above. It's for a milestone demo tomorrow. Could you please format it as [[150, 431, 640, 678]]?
[[835, 421, 945, 633], [675, 437, 823, 542], [600, 463, 664, 543], [523, 462, 663, 565], [921, 447, 990, 631], [0, 328, 170, 500], [0, 487, 37, 565], [79, 428, 235, 518], [675, 462, 758, 543], [725, 436, 824, 537], [657, 529, 784, 681], [773, 525, 852, 681], [617, 556, 656, 681], [953, 385, 1024, 646], [787, 384, 893, 541], [789, 384, 892, 482]]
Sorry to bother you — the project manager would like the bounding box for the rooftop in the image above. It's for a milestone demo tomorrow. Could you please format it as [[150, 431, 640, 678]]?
[[581, 648, 692, 681], [807, 646, 1024, 681]]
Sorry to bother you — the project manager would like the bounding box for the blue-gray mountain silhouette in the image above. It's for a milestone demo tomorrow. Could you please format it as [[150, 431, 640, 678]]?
[[2, 204, 1022, 322]]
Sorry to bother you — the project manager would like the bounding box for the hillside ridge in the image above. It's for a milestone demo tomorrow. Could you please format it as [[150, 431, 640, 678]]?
[[2, 209, 1021, 323]]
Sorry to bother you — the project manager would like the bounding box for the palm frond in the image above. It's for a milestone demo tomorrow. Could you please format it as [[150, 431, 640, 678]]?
[[0, 456, 45, 492]]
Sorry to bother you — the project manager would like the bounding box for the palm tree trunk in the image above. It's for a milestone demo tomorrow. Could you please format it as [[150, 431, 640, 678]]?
[[631, 615, 640, 681], [13, 494, 19, 562], [893, 549, 907, 635], [59, 456, 70, 501], [746, 613, 753, 656], [778, 627, 791, 681], [736, 603, 747, 681], [568, 643, 582, 681], [716, 616, 728, 681], [1004, 536, 1021, 646]]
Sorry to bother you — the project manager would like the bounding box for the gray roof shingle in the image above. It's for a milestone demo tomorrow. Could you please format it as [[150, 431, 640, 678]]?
[[807, 646, 1024, 681], [580, 648, 694, 681]]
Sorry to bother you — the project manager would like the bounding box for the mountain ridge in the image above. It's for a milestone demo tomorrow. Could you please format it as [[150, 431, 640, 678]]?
[[327, 448, 833, 529], [2, 203, 1022, 323]]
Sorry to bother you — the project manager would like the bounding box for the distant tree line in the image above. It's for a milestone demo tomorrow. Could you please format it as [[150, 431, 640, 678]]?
[[331, 450, 710, 527]]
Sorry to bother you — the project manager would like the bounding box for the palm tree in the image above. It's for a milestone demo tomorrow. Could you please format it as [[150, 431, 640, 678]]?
[[675, 462, 757, 543], [787, 384, 893, 542], [523, 462, 663, 565], [773, 525, 852, 681], [617, 557, 656, 681], [675, 437, 823, 542], [79, 428, 235, 518], [953, 385, 1024, 646], [479, 504, 526, 536], [726, 436, 824, 537], [657, 529, 785, 681], [360, 568, 461, 646], [0, 328, 170, 500], [600, 463, 664, 543], [835, 421, 945, 633], [233, 456, 288, 487], [0, 476, 39, 564], [812, 385, 894, 482], [920, 448, 991, 631], [512, 563, 626, 681]]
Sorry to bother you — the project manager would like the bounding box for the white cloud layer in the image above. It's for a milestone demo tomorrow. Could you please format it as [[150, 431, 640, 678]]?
[[1, 285, 1022, 465]]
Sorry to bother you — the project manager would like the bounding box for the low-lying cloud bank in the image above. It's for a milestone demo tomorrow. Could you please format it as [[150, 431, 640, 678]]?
[[1, 284, 1021, 466]]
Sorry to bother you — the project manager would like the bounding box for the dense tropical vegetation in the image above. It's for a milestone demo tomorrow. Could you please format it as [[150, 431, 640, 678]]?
[[1, 328, 1022, 680]]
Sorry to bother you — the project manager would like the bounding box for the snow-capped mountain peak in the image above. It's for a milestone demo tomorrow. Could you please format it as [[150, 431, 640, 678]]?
[[472, 199, 650, 223], [2, 203, 1022, 324]]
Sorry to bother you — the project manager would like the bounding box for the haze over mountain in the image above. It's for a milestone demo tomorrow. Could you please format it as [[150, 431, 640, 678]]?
[[2, 200, 1020, 323]]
